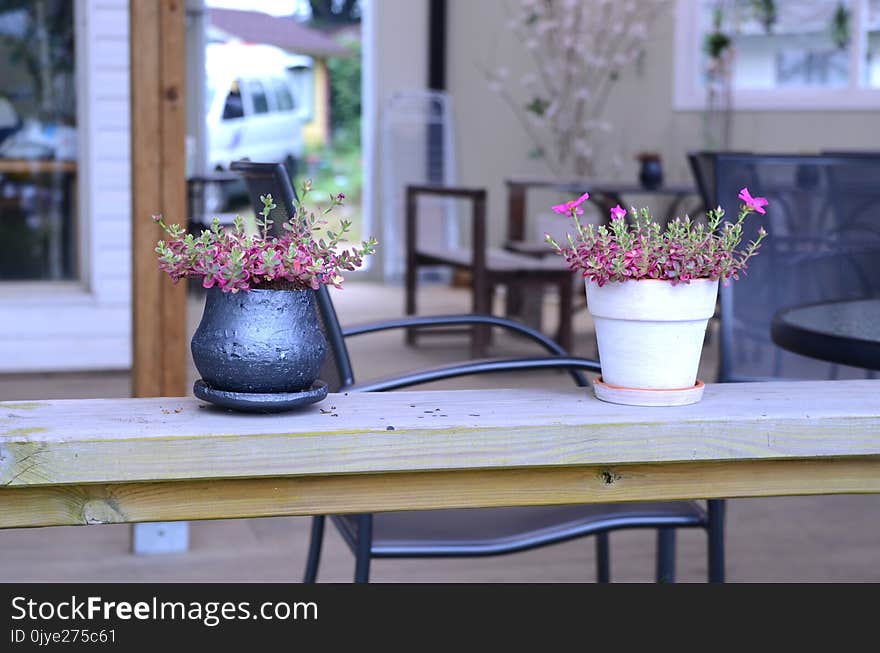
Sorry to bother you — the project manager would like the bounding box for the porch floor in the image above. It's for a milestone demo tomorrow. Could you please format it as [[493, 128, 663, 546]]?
[[0, 282, 877, 582]]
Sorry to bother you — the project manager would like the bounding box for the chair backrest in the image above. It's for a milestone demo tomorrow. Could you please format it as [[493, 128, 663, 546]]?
[[688, 150, 754, 211], [688, 152, 716, 213], [229, 160, 356, 391], [695, 153, 880, 381]]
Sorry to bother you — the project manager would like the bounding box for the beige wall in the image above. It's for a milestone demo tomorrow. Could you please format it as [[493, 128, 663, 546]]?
[[363, 0, 428, 279], [303, 59, 330, 148], [447, 0, 880, 248]]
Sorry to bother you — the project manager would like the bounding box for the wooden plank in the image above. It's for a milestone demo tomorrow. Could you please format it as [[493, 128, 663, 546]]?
[[0, 160, 77, 174], [130, 0, 162, 397], [2, 382, 880, 487], [0, 456, 877, 529], [130, 0, 187, 398], [158, 0, 188, 397]]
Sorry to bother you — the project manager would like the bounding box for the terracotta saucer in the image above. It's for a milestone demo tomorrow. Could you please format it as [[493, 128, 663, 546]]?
[[592, 377, 705, 407]]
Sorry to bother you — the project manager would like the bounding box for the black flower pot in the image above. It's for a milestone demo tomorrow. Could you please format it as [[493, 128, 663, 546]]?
[[191, 287, 327, 394]]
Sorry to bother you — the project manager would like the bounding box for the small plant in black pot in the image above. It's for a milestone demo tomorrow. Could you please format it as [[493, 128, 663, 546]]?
[[153, 184, 377, 412]]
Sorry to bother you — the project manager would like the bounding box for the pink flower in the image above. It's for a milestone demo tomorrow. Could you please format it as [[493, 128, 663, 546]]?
[[738, 187, 768, 215], [610, 204, 626, 221], [552, 192, 590, 216]]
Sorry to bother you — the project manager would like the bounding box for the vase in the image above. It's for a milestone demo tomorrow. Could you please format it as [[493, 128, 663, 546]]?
[[638, 156, 664, 190], [586, 278, 718, 404], [191, 287, 327, 394]]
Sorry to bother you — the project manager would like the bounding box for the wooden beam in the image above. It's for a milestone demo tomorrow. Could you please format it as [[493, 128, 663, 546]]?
[[0, 457, 878, 529], [130, 0, 187, 398], [2, 382, 880, 487]]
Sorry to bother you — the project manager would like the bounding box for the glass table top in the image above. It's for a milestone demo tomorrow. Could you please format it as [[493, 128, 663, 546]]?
[[780, 299, 880, 343]]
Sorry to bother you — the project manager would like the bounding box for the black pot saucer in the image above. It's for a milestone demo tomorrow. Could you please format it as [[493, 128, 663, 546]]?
[[193, 379, 328, 413]]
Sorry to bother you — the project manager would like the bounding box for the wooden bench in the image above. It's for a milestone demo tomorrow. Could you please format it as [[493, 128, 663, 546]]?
[[1, 380, 878, 530], [405, 185, 574, 358]]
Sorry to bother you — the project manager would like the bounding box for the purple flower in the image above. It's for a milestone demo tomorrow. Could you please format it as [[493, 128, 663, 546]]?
[[552, 192, 590, 216], [546, 192, 767, 286], [738, 187, 769, 215]]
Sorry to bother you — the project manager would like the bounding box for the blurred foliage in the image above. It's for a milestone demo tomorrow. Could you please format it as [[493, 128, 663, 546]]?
[[327, 40, 361, 144], [298, 142, 363, 241], [0, 0, 75, 123], [305, 2, 362, 240], [308, 0, 361, 27]]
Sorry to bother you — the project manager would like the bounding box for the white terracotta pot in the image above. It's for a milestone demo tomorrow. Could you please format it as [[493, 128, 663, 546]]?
[[586, 278, 719, 390]]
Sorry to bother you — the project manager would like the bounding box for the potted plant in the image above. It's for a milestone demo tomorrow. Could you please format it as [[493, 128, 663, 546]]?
[[154, 183, 376, 411], [547, 189, 767, 406]]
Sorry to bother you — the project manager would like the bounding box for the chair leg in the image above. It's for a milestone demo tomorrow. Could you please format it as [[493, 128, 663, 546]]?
[[505, 285, 523, 320], [595, 532, 610, 583], [557, 274, 574, 353], [302, 515, 325, 583], [354, 514, 373, 584], [470, 283, 493, 359], [707, 499, 726, 583], [405, 187, 418, 347], [405, 262, 418, 347], [656, 528, 676, 583]]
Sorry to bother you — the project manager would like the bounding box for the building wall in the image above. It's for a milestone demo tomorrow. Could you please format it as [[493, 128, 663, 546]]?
[[0, 0, 131, 372], [303, 59, 330, 148], [362, 0, 428, 279], [446, 0, 880, 248]]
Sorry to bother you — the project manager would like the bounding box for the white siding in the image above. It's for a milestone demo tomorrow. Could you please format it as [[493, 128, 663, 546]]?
[[0, 0, 132, 372]]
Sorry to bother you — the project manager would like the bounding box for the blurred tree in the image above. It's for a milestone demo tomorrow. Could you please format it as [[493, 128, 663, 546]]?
[[327, 40, 361, 145], [0, 0, 75, 123], [308, 0, 360, 27]]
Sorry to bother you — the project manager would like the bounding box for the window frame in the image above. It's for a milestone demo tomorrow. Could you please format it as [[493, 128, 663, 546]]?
[[673, 0, 880, 110]]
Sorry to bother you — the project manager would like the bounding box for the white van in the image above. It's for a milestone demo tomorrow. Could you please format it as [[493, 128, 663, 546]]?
[[205, 43, 311, 178]]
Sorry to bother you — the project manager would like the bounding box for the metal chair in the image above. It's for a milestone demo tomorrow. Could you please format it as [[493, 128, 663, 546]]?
[[229, 160, 725, 583], [688, 153, 880, 567], [690, 152, 880, 382]]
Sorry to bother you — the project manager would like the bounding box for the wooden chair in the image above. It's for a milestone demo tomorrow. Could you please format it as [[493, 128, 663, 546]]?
[[405, 184, 574, 358]]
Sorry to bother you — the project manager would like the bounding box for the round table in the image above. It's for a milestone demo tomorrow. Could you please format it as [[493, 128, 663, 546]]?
[[771, 299, 880, 371]]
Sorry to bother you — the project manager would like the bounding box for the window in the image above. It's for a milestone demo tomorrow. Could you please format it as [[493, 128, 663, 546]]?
[[674, 0, 880, 109], [272, 79, 295, 112], [0, 0, 78, 281], [248, 80, 269, 114], [222, 81, 244, 120], [288, 65, 314, 121], [868, 0, 880, 85]]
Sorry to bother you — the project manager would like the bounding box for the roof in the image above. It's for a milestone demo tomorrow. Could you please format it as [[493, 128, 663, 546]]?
[[208, 8, 353, 59]]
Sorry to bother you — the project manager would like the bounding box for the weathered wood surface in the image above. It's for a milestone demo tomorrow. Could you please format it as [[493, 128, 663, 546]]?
[[1, 381, 879, 488], [2, 458, 879, 528], [1, 381, 879, 528]]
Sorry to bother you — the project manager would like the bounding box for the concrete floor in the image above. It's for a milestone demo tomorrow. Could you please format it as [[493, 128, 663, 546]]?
[[0, 281, 878, 582]]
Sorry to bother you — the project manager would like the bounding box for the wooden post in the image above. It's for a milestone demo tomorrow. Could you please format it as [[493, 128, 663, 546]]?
[[130, 0, 187, 398]]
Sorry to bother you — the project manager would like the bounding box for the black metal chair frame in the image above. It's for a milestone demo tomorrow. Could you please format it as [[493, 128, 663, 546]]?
[[689, 151, 880, 382], [229, 159, 726, 584], [687, 151, 880, 584]]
